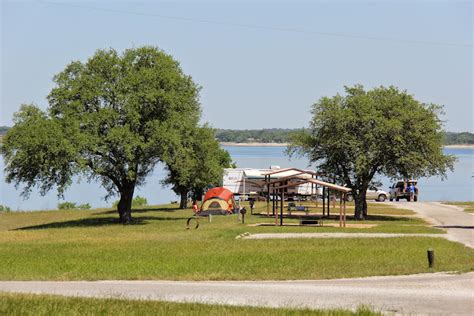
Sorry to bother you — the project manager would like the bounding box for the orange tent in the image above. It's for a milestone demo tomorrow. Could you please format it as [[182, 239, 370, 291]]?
[[200, 187, 236, 215]]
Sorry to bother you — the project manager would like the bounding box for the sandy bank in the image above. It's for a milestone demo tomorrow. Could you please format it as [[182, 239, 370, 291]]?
[[444, 144, 474, 149]]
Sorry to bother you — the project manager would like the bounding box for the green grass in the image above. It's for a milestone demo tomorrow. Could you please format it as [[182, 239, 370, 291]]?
[[0, 293, 379, 316], [443, 202, 474, 213], [0, 202, 472, 281]]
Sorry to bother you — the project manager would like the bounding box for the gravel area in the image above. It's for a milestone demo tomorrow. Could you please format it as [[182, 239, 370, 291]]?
[[241, 233, 443, 239], [1, 272, 473, 315]]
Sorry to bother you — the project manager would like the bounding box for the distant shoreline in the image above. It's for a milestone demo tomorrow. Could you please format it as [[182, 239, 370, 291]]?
[[220, 142, 289, 147], [220, 142, 474, 148], [443, 144, 474, 149]]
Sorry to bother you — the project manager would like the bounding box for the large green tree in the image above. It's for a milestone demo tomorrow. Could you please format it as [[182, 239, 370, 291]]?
[[1, 47, 201, 223], [163, 125, 233, 209], [289, 85, 455, 219]]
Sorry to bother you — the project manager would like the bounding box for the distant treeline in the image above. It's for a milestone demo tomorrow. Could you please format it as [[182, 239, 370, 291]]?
[[215, 128, 300, 143], [216, 128, 474, 145], [444, 132, 474, 145], [1, 126, 473, 145]]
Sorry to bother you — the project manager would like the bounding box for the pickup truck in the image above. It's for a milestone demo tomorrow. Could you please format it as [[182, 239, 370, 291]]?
[[389, 180, 418, 201]]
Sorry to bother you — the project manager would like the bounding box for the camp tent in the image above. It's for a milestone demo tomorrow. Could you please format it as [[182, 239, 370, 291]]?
[[200, 187, 236, 215]]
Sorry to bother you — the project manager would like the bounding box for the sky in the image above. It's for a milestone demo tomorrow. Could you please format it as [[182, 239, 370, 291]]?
[[1, 0, 473, 132]]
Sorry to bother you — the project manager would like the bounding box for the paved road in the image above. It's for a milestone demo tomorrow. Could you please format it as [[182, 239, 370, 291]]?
[[1, 272, 473, 315], [389, 202, 474, 248]]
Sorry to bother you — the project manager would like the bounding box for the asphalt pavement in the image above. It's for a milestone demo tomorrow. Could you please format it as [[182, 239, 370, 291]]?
[[389, 201, 474, 248]]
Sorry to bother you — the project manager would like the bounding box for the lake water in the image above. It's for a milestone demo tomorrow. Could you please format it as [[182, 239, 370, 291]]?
[[1, 146, 472, 211]]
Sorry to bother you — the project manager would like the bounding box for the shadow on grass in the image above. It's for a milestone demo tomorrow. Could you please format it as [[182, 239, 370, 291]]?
[[435, 225, 474, 230], [364, 215, 413, 222], [13, 215, 188, 231], [93, 207, 181, 216], [252, 213, 412, 222]]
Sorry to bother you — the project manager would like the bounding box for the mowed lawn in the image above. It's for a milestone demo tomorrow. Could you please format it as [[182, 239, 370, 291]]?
[[443, 201, 474, 213], [0, 202, 472, 281], [0, 293, 379, 316]]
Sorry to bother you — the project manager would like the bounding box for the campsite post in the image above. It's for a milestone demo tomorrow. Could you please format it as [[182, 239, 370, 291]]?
[[240, 207, 247, 224]]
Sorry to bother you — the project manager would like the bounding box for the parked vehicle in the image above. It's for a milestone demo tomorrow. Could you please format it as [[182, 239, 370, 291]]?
[[389, 180, 418, 202], [345, 187, 389, 202], [366, 187, 389, 202]]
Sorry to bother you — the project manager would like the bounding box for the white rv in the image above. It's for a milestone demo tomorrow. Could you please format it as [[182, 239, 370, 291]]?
[[222, 167, 322, 198]]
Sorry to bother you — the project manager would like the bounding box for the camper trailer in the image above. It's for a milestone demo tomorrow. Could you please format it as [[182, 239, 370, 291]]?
[[222, 167, 322, 199]]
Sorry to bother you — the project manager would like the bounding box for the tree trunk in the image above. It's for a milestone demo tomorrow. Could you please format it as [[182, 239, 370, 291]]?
[[353, 190, 368, 220], [192, 188, 204, 202], [362, 198, 368, 218], [179, 190, 188, 209], [117, 183, 135, 224]]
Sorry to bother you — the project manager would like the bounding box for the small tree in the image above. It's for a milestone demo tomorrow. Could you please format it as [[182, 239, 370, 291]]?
[[163, 125, 233, 209], [289, 85, 455, 219], [1, 47, 201, 223]]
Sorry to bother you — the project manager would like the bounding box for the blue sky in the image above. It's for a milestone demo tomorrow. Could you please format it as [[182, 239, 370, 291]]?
[[1, 1, 472, 131]]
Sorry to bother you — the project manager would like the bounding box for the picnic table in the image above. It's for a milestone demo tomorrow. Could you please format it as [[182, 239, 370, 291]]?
[[287, 203, 310, 215], [287, 202, 324, 226]]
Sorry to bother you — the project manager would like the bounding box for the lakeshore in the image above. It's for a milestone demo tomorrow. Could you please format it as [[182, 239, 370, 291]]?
[[220, 142, 289, 147], [221, 142, 474, 149], [2, 146, 473, 211]]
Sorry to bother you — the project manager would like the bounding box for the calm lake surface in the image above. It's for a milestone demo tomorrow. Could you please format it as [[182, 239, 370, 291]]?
[[1, 146, 473, 211]]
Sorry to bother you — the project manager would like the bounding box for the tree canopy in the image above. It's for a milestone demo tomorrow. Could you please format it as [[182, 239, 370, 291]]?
[[162, 125, 233, 208], [1, 46, 202, 223], [289, 85, 455, 219]]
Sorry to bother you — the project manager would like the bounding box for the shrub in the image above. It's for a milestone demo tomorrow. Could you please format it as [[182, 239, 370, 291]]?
[[132, 196, 148, 207], [57, 202, 77, 210], [77, 203, 91, 210], [57, 202, 92, 210], [112, 196, 148, 208], [0, 205, 11, 212]]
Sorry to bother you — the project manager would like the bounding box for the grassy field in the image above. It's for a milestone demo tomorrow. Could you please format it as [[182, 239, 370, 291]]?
[[0, 202, 472, 281], [0, 293, 379, 316], [443, 202, 474, 213]]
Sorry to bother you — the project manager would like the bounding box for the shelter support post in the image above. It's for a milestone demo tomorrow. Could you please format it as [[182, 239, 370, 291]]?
[[339, 193, 343, 227], [273, 186, 278, 225], [272, 184, 276, 216], [343, 194, 347, 227], [280, 190, 284, 226], [315, 175, 318, 209], [266, 175, 270, 217], [327, 187, 330, 217], [322, 187, 326, 217]]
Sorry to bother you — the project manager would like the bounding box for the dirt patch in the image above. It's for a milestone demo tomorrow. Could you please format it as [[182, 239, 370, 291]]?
[[242, 232, 443, 240], [248, 223, 377, 228], [330, 223, 377, 228]]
